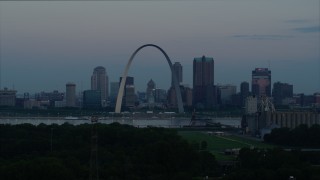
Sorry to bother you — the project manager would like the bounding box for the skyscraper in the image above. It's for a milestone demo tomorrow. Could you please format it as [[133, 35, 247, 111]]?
[[119, 76, 135, 107], [240, 81, 250, 106], [146, 79, 155, 103], [272, 82, 293, 105], [168, 85, 193, 107], [91, 66, 109, 104], [252, 68, 271, 97], [153, 89, 167, 103], [172, 62, 183, 86], [109, 82, 119, 103], [193, 56, 216, 108], [217, 84, 237, 105], [66, 82, 76, 107], [83, 90, 101, 109], [119, 76, 134, 86], [240, 82, 250, 97], [124, 85, 135, 107]]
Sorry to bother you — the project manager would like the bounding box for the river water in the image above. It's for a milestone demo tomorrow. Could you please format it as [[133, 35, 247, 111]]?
[[0, 117, 241, 128]]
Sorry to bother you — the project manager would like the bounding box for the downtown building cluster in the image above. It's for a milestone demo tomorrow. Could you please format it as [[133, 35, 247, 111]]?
[[1, 57, 320, 111]]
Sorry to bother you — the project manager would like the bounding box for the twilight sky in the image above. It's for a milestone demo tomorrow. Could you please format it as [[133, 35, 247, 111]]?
[[0, 0, 319, 95]]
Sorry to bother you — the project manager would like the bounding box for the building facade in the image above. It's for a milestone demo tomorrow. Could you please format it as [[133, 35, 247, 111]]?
[[217, 84, 237, 105], [240, 82, 250, 96], [35, 91, 64, 102], [0, 88, 17, 107], [146, 79, 156, 103], [272, 82, 293, 105], [172, 62, 183, 86], [91, 66, 109, 104], [125, 85, 136, 107], [245, 111, 320, 136], [119, 76, 135, 107], [193, 56, 216, 108], [252, 68, 271, 97], [240, 81, 250, 106], [153, 89, 167, 104], [66, 83, 76, 107], [168, 85, 193, 108], [83, 90, 101, 109], [315, 93, 320, 105], [109, 82, 119, 105], [35, 90, 64, 107], [245, 96, 257, 115], [293, 93, 315, 107]]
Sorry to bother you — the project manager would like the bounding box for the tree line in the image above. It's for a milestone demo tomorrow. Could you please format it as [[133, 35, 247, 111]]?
[[225, 148, 320, 180], [1, 123, 320, 179], [264, 124, 320, 148], [0, 123, 220, 180]]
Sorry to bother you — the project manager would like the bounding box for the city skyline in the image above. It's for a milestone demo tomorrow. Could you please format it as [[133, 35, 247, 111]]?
[[0, 1, 319, 94]]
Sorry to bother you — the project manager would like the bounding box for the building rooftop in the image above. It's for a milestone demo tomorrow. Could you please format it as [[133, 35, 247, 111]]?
[[253, 68, 270, 72], [148, 79, 155, 86], [194, 55, 214, 62], [0, 88, 17, 93]]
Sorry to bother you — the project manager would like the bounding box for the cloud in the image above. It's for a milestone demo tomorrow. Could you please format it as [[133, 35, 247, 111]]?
[[293, 26, 320, 33], [231, 34, 294, 40]]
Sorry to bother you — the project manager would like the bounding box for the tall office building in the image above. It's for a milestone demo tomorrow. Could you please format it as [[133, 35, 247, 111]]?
[[217, 84, 237, 105], [315, 93, 320, 104], [193, 56, 216, 108], [172, 62, 183, 86], [119, 76, 135, 107], [240, 81, 250, 106], [83, 90, 101, 109], [125, 85, 136, 107], [146, 79, 156, 103], [168, 85, 193, 107], [185, 87, 193, 107], [66, 83, 76, 107], [153, 89, 167, 104], [272, 82, 293, 105], [137, 91, 146, 103], [119, 76, 134, 86], [91, 66, 109, 104], [240, 82, 250, 97], [109, 82, 119, 103], [252, 68, 271, 97]]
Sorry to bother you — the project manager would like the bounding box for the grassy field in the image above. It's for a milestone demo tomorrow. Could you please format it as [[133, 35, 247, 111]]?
[[178, 131, 275, 161]]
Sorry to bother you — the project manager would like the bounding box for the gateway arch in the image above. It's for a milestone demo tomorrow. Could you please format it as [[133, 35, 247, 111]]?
[[115, 44, 184, 113]]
